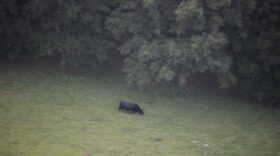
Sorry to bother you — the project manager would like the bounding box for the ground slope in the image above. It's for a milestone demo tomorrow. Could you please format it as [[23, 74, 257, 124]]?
[[0, 65, 279, 156]]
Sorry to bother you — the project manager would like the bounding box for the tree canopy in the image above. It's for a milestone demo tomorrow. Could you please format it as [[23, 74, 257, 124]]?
[[0, 0, 279, 101]]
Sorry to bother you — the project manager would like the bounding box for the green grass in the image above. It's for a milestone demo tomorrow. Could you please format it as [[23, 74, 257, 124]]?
[[0, 65, 280, 156]]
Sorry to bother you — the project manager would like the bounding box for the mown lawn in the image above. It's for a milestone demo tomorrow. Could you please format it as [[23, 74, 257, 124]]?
[[0, 65, 279, 156]]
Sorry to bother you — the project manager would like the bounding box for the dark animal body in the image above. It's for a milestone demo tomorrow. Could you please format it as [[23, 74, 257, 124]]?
[[118, 101, 144, 115]]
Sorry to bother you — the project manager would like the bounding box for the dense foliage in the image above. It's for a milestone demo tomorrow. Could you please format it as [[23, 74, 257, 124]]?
[[0, 0, 279, 101], [0, 0, 114, 68]]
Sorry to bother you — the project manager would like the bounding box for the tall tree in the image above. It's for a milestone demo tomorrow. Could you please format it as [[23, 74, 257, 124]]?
[[0, 0, 115, 68], [1, 0, 279, 101], [107, 0, 236, 89], [0, 0, 33, 61], [229, 0, 280, 100]]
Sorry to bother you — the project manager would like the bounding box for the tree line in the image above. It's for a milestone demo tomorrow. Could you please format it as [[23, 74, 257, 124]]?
[[0, 0, 279, 102]]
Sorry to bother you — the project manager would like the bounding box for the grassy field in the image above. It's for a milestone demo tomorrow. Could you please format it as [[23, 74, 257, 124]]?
[[0, 64, 279, 156]]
